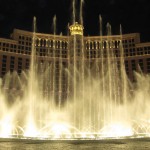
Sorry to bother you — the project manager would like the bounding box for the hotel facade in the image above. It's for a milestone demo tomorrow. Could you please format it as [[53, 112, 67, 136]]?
[[0, 22, 150, 90]]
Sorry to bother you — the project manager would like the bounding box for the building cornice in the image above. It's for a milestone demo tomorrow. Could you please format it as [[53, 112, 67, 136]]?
[[136, 42, 150, 47], [84, 33, 140, 40], [12, 29, 68, 40], [0, 37, 18, 44]]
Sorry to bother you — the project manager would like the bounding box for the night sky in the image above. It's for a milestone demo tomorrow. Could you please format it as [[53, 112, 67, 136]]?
[[0, 0, 150, 42]]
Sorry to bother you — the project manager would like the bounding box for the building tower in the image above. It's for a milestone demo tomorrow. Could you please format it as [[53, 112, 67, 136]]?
[[68, 22, 85, 104]]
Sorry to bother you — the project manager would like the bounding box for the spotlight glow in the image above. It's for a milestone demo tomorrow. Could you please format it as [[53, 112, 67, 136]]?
[[24, 122, 38, 137], [0, 116, 13, 138], [50, 122, 71, 138], [100, 123, 133, 137]]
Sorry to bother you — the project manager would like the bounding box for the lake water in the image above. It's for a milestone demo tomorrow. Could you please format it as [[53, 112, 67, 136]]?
[[0, 138, 150, 150]]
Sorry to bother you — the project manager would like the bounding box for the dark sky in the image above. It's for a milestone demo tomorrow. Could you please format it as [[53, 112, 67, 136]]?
[[0, 0, 150, 42]]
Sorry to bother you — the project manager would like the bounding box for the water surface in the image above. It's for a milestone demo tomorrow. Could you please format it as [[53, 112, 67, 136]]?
[[0, 138, 150, 150]]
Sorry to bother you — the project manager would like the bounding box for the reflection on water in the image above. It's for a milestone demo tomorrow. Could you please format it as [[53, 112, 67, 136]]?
[[0, 139, 150, 150]]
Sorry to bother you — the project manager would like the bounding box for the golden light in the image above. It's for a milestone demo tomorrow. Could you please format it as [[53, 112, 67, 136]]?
[[101, 122, 133, 137], [69, 22, 84, 35], [80, 132, 95, 139], [50, 122, 71, 138], [80, 132, 86, 138], [24, 120, 38, 137], [0, 116, 13, 138]]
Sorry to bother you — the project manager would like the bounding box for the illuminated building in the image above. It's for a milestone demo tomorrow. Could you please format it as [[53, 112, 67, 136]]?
[[0, 22, 150, 85]]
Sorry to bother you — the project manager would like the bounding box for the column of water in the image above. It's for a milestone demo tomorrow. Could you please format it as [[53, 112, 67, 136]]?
[[39, 62, 43, 129], [99, 15, 106, 131], [58, 35, 63, 110], [72, 0, 77, 129], [79, 0, 86, 132], [110, 35, 118, 123], [106, 23, 113, 124], [66, 23, 70, 111], [24, 16, 37, 136], [119, 25, 128, 120], [106, 23, 119, 124], [95, 39, 100, 132], [46, 39, 52, 102], [30, 16, 36, 118], [80, 0, 84, 25], [88, 40, 92, 132], [52, 15, 56, 109], [73, 35, 77, 129], [111, 41, 118, 122], [30, 16, 36, 123]]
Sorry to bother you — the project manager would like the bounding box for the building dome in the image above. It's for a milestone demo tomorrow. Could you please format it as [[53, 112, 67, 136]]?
[[69, 22, 84, 35]]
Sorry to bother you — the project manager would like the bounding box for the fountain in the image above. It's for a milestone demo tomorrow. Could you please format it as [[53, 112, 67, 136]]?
[[0, 0, 150, 141]]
